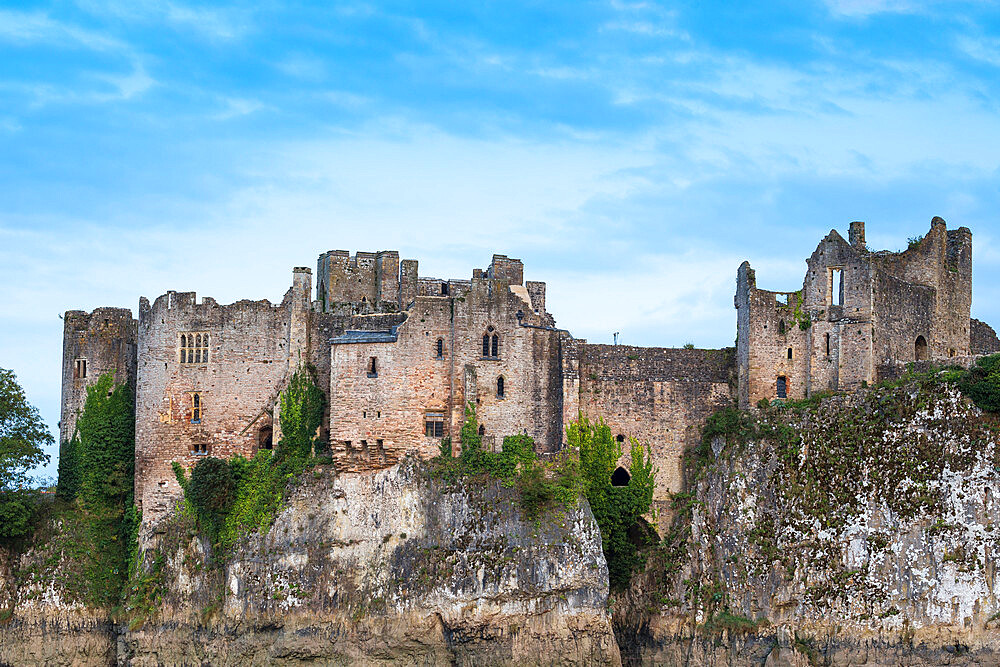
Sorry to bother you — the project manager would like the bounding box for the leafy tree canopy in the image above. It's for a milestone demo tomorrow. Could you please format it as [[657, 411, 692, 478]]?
[[0, 368, 53, 538]]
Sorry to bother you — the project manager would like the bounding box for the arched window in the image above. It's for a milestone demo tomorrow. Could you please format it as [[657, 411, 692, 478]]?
[[436, 338, 444, 359], [915, 335, 929, 361], [191, 392, 202, 423], [497, 376, 505, 399], [611, 467, 631, 487], [483, 326, 500, 359], [180, 334, 187, 363], [478, 424, 486, 436]]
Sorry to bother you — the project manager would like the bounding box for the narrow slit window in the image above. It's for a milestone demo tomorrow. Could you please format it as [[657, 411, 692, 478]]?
[[825, 333, 831, 356], [482, 334, 490, 357], [191, 392, 202, 423], [491, 334, 499, 358], [368, 357, 378, 377], [496, 376, 505, 399], [436, 338, 444, 359], [787, 347, 793, 360], [180, 334, 187, 364]]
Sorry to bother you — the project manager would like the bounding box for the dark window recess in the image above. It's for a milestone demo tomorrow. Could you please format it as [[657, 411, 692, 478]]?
[[191, 442, 208, 455], [258, 426, 273, 450], [825, 333, 831, 356], [496, 376, 505, 399], [478, 424, 486, 436], [74, 358, 87, 379], [191, 393, 202, 423], [436, 338, 444, 358], [915, 335, 929, 361], [787, 347, 793, 360], [776, 376, 788, 400], [441, 282, 449, 296], [611, 466, 631, 487], [483, 326, 500, 359], [368, 357, 378, 377], [616, 434, 625, 443], [482, 334, 490, 357], [425, 412, 445, 438], [491, 334, 499, 358], [361, 439, 368, 452]]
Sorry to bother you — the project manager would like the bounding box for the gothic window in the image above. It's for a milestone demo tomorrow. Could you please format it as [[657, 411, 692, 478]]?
[[73, 358, 87, 379], [424, 412, 445, 438], [483, 326, 500, 359], [368, 357, 378, 377], [180, 333, 209, 365], [776, 376, 788, 400], [191, 392, 202, 423], [436, 338, 444, 359], [496, 376, 505, 399]]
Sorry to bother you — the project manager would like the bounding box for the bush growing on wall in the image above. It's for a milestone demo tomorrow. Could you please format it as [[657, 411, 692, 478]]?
[[958, 353, 1000, 413]]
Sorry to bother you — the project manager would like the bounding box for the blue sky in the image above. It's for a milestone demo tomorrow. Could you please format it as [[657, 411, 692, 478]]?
[[2, 0, 1000, 481]]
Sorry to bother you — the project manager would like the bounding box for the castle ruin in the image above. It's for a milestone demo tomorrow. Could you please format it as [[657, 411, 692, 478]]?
[[59, 218, 1000, 529]]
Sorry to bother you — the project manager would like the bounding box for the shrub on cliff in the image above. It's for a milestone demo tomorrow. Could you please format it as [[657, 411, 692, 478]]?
[[958, 353, 1000, 413], [0, 368, 51, 538], [568, 415, 657, 588]]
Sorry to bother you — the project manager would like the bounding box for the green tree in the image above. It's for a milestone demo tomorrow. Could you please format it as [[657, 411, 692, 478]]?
[[57, 431, 81, 501], [0, 368, 52, 538], [568, 414, 657, 588]]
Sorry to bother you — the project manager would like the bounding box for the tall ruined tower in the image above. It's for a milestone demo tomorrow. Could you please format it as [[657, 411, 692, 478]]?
[[59, 308, 137, 443]]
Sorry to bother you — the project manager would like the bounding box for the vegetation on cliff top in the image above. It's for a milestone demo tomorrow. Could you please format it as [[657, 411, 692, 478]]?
[[432, 405, 657, 588]]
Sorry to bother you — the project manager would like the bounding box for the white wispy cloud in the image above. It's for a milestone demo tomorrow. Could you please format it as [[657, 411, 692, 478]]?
[[958, 34, 1000, 66], [0, 9, 126, 51], [74, 0, 251, 40], [822, 0, 922, 17]]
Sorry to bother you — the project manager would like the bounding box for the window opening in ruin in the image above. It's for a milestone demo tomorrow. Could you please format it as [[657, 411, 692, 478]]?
[[436, 338, 444, 358], [776, 376, 788, 400], [949, 348, 957, 358], [363, 411, 367, 418], [491, 334, 499, 358], [830, 269, 844, 306], [478, 424, 486, 436], [915, 335, 929, 361], [482, 333, 490, 357], [74, 358, 87, 379], [441, 282, 449, 296], [424, 412, 445, 438], [180, 332, 209, 365], [497, 376, 505, 399], [191, 392, 202, 423], [778, 320, 786, 335], [825, 333, 831, 356], [611, 467, 631, 487], [777, 294, 789, 306], [787, 347, 793, 360], [368, 357, 378, 377], [258, 426, 273, 450], [616, 434, 625, 443], [483, 326, 500, 359], [361, 439, 368, 452], [191, 442, 208, 455]]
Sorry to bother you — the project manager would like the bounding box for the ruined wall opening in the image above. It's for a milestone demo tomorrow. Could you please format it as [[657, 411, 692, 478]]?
[[368, 356, 378, 377], [915, 335, 929, 361], [776, 376, 788, 400], [191, 392, 202, 423], [830, 268, 844, 306], [435, 338, 444, 358], [483, 326, 500, 359], [258, 425, 273, 450], [825, 333, 831, 356], [787, 347, 793, 360], [74, 358, 87, 379], [496, 375, 505, 399], [616, 434, 625, 443], [441, 282, 449, 296], [478, 424, 486, 436], [611, 466, 631, 487]]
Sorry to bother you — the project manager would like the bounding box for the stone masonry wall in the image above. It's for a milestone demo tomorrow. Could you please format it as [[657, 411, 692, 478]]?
[[134, 282, 305, 525], [59, 307, 137, 443], [575, 345, 735, 528]]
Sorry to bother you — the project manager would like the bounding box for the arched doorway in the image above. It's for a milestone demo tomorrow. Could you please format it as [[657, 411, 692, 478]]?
[[611, 466, 631, 487], [915, 335, 929, 361], [258, 425, 273, 450]]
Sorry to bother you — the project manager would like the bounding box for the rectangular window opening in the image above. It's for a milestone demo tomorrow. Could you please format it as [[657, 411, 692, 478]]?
[[367, 357, 378, 377], [831, 269, 843, 306], [777, 376, 788, 400], [425, 412, 445, 438], [74, 358, 87, 379]]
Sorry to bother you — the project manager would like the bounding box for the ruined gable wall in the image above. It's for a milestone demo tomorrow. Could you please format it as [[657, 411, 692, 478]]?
[[575, 345, 735, 525], [871, 271, 935, 376], [135, 291, 293, 525], [60, 308, 137, 443]]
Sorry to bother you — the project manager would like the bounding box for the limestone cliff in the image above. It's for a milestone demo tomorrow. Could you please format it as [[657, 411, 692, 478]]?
[[615, 380, 1000, 665], [0, 457, 615, 666]]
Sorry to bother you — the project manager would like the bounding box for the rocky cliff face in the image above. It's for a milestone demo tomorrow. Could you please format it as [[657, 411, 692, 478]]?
[[122, 457, 617, 665], [615, 380, 1000, 665]]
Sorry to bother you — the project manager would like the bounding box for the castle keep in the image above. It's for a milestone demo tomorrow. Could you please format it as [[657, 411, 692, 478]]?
[[60, 218, 1000, 527]]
